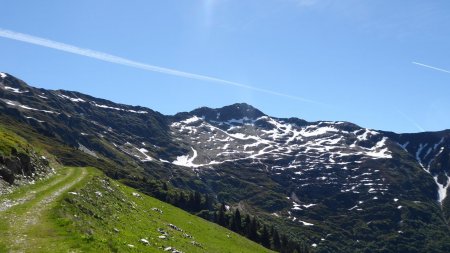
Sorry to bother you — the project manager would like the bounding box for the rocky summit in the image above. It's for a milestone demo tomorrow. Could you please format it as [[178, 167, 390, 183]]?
[[1, 72, 450, 252]]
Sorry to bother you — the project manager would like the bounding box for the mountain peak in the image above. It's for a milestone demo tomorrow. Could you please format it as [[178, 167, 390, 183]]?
[[190, 103, 265, 122], [0, 72, 9, 79]]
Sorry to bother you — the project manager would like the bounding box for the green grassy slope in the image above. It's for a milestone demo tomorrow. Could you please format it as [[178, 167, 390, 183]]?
[[0, 167, 88, 252], [0, 126, 29, 157], [0, 167, 274, 253]]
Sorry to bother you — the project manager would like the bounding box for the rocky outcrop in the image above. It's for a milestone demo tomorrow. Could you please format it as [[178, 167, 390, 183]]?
[[0, 149, 52, 194]]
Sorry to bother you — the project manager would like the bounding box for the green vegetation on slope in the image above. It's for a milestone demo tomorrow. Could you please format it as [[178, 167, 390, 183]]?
[[0, 114, 129, 178], [52, 168, 274, 253], [0, 126, 29, 157], [0, 166, 274, 253], [0, 167, 88, 252]]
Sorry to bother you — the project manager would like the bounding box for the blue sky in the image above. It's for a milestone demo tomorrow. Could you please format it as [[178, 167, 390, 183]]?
[[0, 0, 449, 133]]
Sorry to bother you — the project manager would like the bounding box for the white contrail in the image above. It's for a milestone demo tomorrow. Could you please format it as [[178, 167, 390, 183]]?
[[412, 62, 450, 74], [0, 28, 322, 105], [397, 110, 425, 132]]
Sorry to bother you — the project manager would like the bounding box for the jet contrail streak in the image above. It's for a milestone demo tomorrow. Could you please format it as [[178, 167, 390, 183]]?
[[0, 28, 322, 105], [412, 62, 450, 74], [397, 110, 425, 132]]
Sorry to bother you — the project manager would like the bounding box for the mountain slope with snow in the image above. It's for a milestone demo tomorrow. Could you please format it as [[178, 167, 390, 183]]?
[[1, 72, 450, 252]]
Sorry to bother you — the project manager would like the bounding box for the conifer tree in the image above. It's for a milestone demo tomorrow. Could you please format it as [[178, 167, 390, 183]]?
[[218, 203, 227, 226], [177, 192, 186, 208], [232, 209, 242, 232], [203, 194, 212, 210], [249, 217, 259, 242], [193, 191, 202, 210], [260, 225, 271, 248], [244, 214, 252, 236], [281, 235, 289, 253], [271, 227, 281, 250]]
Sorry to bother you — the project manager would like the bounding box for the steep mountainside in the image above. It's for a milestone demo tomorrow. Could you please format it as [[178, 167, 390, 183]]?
[[385, 130, 450, 203], [1, 72, 450, 252]]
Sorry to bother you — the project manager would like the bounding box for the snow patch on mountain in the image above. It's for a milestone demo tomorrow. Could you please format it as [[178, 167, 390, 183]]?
[[208, 116, 257, 126], [416, 143, 427, 169], [435, 173, 450, 203], [24, 116, 45, 123], [91, 101, 147, 114], [78, 143, 98, 158], [292, 202, 301, 210], [365, 138, 392, 159], [355, 129, 379, 141], [299, 220, 314, 226], [300, 125, 339, 137], [4, 86, 29, 94], [117, 142, 155, 162], [58, 94, 86, 102], [173, 147, 200, 167], [1, 99, 59, 114], [137, 148, 153, 162], [303, 203, 317, 208], [182, 116, 201, 124]]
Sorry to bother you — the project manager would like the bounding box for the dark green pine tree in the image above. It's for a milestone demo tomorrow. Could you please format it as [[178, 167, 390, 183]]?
[[229, 213, 234, 230], [231, 209, 242, 232], [203, 194, 212, 210], [271, 227, 281, 250], [188, 191, 195, 210], [249, 217, 259, 242], [300, 243, 310, 253], [162, 182, 168, 191], [193, 191, 202, 211], [260, 225, 271, 248], [217, 203, 227, 226], [288, 241, 300, 253], [177, 192, 186, 208], [281, 235, 289, 253], [244, 214, 252, 237]]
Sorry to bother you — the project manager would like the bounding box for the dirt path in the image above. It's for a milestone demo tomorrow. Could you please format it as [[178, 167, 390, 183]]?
[[0, 168, 76, 212], [0, 167, 88, 253]]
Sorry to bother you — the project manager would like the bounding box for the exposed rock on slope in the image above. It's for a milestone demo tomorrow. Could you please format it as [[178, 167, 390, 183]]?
[[0, 130, 53, 194]]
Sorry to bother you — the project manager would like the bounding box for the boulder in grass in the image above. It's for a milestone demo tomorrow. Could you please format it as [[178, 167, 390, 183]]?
[[168, 223, 183, 232], [139, 238, 150, 245]]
